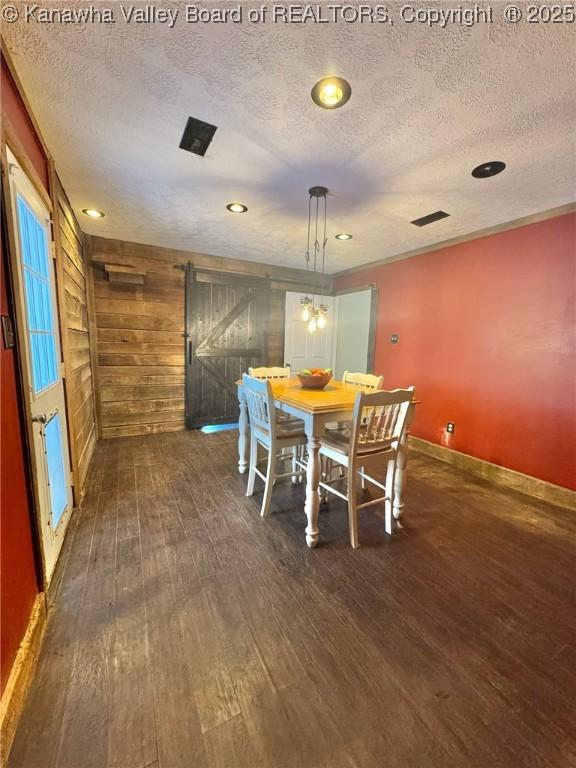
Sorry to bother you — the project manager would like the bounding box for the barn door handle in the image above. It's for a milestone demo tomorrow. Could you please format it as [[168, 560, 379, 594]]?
[[188, 340, 193, 364]]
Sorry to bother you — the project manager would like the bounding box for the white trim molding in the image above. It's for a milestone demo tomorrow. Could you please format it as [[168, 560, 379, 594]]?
[[0, 594, 47, 766], [335, 204, 576, 278], [409, 437, 576, 512]]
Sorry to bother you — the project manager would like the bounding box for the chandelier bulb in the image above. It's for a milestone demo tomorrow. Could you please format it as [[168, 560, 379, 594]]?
[[307, 317, 318, 333], [317, 314, 326, 329], [302, 307, 310, 322]]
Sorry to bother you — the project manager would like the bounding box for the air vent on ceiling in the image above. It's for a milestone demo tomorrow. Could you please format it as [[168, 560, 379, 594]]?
[[410, 210, 450, 227], [179, 116, 217, 157]]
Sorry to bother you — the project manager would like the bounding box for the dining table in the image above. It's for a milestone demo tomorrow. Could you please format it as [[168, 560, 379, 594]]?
[[236, 377, 417, 548]]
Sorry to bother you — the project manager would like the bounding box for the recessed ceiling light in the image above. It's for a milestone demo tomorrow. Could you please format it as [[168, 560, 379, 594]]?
[[311, 77, 351, 109], [335, 233, 352, 240], [471, 161, 506, 179], [226, 203, 248, 213], [81, 208, 105, 219]]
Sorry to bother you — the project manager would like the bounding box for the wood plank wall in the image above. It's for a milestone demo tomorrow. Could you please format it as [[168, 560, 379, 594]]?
[[87, 236, 330, 439], [91, 244, 186, 439], [53, 176, 97, 500]]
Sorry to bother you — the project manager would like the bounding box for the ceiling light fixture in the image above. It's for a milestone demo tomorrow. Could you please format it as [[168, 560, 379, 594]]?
[[311, 77, 351, 110], [226, 203, 248, 213], [471, 161, 506, 179], [301, 186, 330, 333], [81, 208, 105, 219], [335, 233, 352, 240]]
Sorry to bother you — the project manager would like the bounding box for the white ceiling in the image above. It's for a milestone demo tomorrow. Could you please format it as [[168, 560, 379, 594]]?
[[4, 2, 576, 273]]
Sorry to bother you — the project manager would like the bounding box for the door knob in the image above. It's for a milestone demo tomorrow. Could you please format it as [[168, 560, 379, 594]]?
[[32, 408, 58, 425]]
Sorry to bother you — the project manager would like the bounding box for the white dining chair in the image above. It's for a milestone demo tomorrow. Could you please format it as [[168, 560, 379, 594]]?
[[342, 371, 384, 390], [243, 374, 307, 517], [319, 387, 415, 548], [249, 366, 291, 380], [248, 365, 305, 456], [326, 370, 384, 434]]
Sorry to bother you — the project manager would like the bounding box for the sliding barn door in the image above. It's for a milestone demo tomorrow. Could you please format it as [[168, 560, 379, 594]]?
[[185, 267, 269, 428]]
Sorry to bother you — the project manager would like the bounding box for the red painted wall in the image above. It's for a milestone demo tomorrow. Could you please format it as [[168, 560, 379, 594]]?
[[0, 242, 41, 692], [1, 55, 49, 188], [0, 54, 44, 693], [335, 213, 576, 490]]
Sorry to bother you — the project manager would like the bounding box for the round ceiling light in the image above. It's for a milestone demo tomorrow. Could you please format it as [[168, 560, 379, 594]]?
[[81, 208, 105, 219], [311, 77, 351, 110], [226, 203, 248, 213], [471, 161, 506, 179], [335, 233, 352, 240]]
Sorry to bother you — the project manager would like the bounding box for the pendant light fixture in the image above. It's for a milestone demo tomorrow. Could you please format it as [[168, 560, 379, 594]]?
[[301, 186, 329, 333]]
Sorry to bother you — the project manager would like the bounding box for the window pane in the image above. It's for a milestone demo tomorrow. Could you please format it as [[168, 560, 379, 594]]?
[[45, 414, 68, 528], [17, 193, 59, 394]]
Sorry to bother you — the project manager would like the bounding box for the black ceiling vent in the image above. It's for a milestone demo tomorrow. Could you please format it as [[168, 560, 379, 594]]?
[[410, 210, 450, 227], [179, 116, 217, 157]]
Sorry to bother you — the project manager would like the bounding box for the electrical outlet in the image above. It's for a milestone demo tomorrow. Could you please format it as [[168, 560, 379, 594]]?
[[446, 422, 455, 434], [390, 334, 398, 344]]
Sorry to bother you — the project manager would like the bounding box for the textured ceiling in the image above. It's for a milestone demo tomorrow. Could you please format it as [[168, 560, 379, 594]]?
[[4, 2, 575, 273]]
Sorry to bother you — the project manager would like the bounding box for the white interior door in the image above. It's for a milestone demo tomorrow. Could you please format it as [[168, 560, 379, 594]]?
[[284, 291, 335, 372], [333, 290, 373, 378], [7, 148, 73, 584]]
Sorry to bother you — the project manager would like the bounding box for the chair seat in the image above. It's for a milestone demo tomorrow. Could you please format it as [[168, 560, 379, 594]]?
[[276, 412, 303, 426], [254, 423, 307, 443], [321, 429, 394, 457], [325, 419, 351, 432]]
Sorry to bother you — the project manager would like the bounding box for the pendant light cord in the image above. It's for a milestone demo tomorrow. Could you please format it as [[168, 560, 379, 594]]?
[[314, 195, 320, 309], [302, 186, 329, 320], [321, 192, 327, 304], [305, 194, 312, 300]]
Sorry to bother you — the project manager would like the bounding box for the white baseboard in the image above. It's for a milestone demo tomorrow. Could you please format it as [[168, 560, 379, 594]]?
[[0, 594, 46, 767]]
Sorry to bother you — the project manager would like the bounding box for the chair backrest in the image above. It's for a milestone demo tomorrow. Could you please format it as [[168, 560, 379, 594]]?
[[349, 387, 415, 458], [249, 366, 291, 380], [342, 370, 383, 390], [242, 374, 276, 439]]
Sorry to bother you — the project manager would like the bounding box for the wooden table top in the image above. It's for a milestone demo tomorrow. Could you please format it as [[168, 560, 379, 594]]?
[[238, 377, 417, 415]]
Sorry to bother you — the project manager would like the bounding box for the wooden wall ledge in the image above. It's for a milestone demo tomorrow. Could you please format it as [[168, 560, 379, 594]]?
[[103, 263, 147, 286]]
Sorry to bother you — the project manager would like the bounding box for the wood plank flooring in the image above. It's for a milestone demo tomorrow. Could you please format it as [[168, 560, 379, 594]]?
[[8, 431, 576, 768]]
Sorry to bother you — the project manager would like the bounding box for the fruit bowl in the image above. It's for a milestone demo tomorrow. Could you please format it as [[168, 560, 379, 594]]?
[[297, 371, 332, 389]]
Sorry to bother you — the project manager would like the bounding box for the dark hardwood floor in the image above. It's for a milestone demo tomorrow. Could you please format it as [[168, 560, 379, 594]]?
[[8, 431, 576, 768]]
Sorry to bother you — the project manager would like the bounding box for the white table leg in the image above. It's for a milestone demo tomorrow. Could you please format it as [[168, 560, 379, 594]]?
[[393, 403, 415, 524], [304, 434, 321, 548], [237, 390, 249, 474]]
